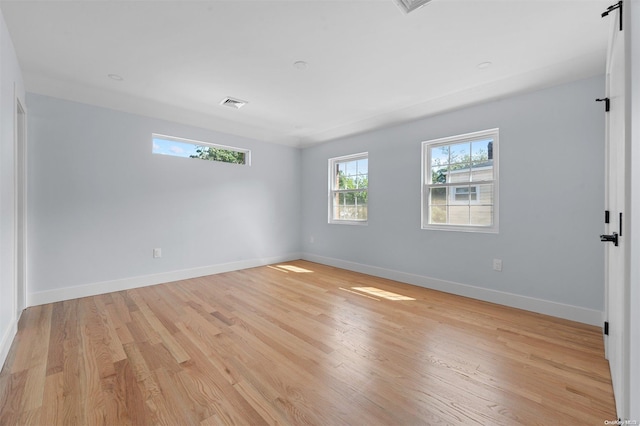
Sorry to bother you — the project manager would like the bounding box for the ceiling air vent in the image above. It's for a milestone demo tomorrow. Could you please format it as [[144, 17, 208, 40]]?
[[393, 0, 432, 14], [220, 97, 248, 109]]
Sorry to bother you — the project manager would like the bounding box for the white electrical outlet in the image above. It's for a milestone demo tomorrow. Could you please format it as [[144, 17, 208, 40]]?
[[310, 235, 315, 244], [493, 258, 502, 272], [153, 248, 162, 258]]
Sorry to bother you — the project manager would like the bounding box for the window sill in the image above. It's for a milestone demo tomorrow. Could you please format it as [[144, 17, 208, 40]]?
[[422, 224, 498, 234], [329, 220, 368, 226]]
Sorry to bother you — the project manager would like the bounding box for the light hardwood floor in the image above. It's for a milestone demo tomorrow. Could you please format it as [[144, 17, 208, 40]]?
[[0, 260, 616, 425]]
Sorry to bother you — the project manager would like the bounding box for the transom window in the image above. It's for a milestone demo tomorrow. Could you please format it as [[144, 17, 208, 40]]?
[[329, 153, 368, 224], [422, 129, 498, 232], [152, 134, 250, 165]]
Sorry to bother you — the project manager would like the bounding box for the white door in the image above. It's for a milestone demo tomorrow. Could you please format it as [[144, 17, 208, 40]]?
[[603, 6, 627, 418]]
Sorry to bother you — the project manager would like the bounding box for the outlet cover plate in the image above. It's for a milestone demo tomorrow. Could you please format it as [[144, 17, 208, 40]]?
[[493, 258, 502, 271]]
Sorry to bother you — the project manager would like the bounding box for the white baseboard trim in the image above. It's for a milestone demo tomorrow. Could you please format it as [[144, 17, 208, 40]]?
[[28, 253, 301, 307], [0, 320, 18, 373], [302, 253, 604, 326]]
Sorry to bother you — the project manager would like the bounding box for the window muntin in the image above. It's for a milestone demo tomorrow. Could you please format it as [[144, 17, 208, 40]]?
[[329, 153, 368, 224], [152, 134, 250, 165], [422, 129, 498, 232]]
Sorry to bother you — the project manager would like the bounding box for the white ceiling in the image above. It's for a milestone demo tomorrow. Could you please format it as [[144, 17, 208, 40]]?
[[0, 0, 611, 147]]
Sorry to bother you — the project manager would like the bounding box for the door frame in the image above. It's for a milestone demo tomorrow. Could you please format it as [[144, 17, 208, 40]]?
[[628, 1, 640, 420], [14, 87, 27, 321]]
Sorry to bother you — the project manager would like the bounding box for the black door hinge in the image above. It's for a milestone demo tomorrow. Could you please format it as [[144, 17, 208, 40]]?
[[602, 1, 623, 31], [604, 321, 609, 336], [619, 212, 623, 236], [605, 210, 610, 224], [596, 98, 610, 112]]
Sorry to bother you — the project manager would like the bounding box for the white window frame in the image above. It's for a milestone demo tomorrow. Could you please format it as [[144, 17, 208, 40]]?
[[421, 129, 499, 233], [328, 152, 368, 225]]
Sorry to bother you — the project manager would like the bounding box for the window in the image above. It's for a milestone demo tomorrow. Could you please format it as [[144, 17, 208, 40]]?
[[422, 129, 498, 232], [329, 153, 368, 224], [152, 134, 250, 165]]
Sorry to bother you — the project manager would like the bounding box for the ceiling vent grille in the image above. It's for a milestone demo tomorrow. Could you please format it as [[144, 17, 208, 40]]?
[[220, 97, 248, 109], [393, 0, 432, 14]]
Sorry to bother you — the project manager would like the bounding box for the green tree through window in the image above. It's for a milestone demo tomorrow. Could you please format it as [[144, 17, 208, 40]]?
[[190, 146, 245, 164]]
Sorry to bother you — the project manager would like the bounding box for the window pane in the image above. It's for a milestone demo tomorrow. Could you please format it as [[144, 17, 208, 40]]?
[[431, 166, 448, 184], [471, 161, 492, 181], [477, 184, 493, 204], [472, 138, 492, 162], [338, 191, 367, 205], [359, 175, 368, 189], [430, 145, 449, 167], [453, 186, 477, 203], [448, 205, 470, 225], [335, 191, 367, 221], [355, 173, 368, 189], [470, 205, 493, 226], [338, 192, 352, 205], [343, 176, 355, 190], [194, 146, 245, 164], [429, 205, 447, 224], [450, 142, 470, 165], [448, 168, 470, 183], [335, 204, 354, 220], [337, 165, 355, 189], [357, 158, 368, 175], [153, 138, 199, 158], [430, 187, 447, 205], [470, 187, 478, 201], [345, 161, 357, 177]]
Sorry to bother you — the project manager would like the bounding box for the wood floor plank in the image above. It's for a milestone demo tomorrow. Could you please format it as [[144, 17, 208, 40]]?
[[61, 320, 85, 426], [129, 289, 191, 364], [0, 370, 28, 425], [45, 302, 65, 377], [0, 260, 616, 424], [121, 342, 162, 423], [93, 295, 128, 363], [40, 372, 63, 426]]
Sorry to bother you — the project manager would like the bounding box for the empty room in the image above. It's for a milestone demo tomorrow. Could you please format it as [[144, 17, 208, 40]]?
[[0, 0, 639, 424]]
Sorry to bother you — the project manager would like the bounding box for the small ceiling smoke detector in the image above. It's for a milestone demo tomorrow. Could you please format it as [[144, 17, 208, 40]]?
[[220, 97, 248, 109], [393, 0, 432, 14], [477, 61, 493, 69], [293, 60, 308, 70]]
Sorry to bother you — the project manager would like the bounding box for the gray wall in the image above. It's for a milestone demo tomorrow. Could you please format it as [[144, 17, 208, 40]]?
[[301, 76, 605, 311], [25, 76, 605, 316], [27, 94, 301, 295]]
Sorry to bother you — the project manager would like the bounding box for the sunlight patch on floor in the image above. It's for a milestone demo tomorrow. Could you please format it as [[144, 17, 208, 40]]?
[[268, 264, 314, 273], [351, 287, 415, 301], [339, 287, 380, 301]]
